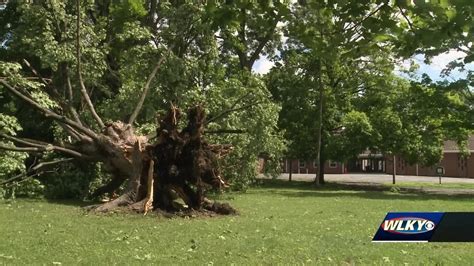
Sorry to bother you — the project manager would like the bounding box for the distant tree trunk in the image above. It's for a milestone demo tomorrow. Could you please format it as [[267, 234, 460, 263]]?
[[314, 61, 324, 185], [319, 143, 326, 185], [319, 159, 325, 185], [289, 159, 292, 182], [392, 155, 396, 184]]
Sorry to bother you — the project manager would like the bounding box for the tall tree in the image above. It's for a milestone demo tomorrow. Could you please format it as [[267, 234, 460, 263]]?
[[269, 0, 472, 185], [270, 0, 400, 184]]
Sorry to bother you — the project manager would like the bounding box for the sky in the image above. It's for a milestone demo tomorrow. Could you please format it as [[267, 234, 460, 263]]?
[[252, 50, 473, 82]]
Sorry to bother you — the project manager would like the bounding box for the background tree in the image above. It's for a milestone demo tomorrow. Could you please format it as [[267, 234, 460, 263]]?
[[268, 0, 472, 185], [269, 0, 401, 184]]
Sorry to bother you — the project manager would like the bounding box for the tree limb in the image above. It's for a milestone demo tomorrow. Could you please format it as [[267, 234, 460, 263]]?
[[128, 51, 168, 125], [0, 134, 91, 159], [76, 0, 105, 128], [0, 158, 74, 186], [397, 4, 414, 31], [0, 144, 46, 152], [248, 15, 280, 68], [206, 101, 263, 124], [206, 91, 254, 124], [345, 4, 385, 33], [22, 59, 50, 86], [65, 65, 84, 126], [0, 80, 99, 140], [23, 59, 85, 129], [204, 129, 246, 134]]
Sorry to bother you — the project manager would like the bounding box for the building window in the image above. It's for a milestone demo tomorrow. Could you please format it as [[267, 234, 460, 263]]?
[[313, 160, 318, 167], [299, 160, 306, 168], [329, 160, 337, 168]]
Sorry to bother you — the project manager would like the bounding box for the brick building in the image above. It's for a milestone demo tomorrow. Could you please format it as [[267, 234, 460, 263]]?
[[280, 136, 474, 178], [385, 136, 474, 178], [281, 159, 346, 174]]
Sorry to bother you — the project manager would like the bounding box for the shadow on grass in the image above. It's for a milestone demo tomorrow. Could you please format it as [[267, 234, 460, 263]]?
[[45, 199, 97, 207], [0, 197, 88, 206], [250, 179, 474, 202]]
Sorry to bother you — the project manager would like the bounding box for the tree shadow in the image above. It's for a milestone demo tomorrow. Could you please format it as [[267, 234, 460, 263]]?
[[251, 179, 474, 202], [45, 199, 99, 207]]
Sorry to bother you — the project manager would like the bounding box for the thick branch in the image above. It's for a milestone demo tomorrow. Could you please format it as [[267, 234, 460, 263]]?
[[23, 59, 85, 129], [248, 16, 280, 68], [76, 0, 105, 128], [345, 4, 385, 33], [0, 158, 73, 186], [397, 5, 414, 31], [206, 101, 263, 124], [65, 65, 84, 126], [0, 144, 46, 152], [204, 129, 246, 134], [91, 175, 126, 198], [0, 134, 90, 159], [0, 80, 99, 140], [58, 123, 83, 142], [22, 59, 50, 86], [128, 52, 168, 125]]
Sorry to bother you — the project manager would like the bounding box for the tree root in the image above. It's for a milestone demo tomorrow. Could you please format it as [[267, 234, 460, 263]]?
[[83, 105, 238, 218], [143, 160, 154, 215], [90, 192, 134, 213]]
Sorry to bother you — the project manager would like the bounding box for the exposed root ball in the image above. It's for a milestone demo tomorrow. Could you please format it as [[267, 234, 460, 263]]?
[[86, 105, 235, 216]]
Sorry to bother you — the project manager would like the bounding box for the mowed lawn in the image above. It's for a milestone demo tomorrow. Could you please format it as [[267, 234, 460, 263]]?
[[1, 181, 473, 265]]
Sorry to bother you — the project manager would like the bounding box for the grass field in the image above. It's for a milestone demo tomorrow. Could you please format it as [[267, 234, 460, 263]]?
[[1, 180, 473, 265]]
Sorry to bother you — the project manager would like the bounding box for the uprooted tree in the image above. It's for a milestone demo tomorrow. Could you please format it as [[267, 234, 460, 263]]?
[[2, 74, 235, 214], [0, 1, 287, 213]]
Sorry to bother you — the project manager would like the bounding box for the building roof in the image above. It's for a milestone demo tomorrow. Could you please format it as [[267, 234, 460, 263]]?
[[443, 136, 474, 152]]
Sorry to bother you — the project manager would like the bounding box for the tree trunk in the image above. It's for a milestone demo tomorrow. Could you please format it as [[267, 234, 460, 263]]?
[[392, 155, 396, 184], [289, 160, 292, 182], [314, 61, 324, 185], [319, 143, 325, 185]]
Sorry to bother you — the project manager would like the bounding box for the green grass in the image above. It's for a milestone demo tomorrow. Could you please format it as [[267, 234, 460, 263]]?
[[1, 180, 473, 265]]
